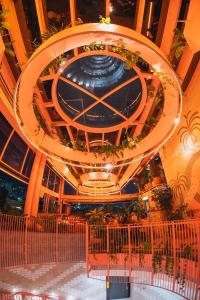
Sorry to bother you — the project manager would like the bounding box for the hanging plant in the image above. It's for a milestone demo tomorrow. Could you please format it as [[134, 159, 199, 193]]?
[[32, 94, 50, 135], [151, 185, 173, 212], [64, 134, 143, 159], [0, 9, 15, 57], [169, 28, 186, 64]]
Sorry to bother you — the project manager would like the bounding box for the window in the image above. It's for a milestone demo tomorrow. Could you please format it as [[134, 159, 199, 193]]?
[[2, 132, 27, 172], [0, 112, 13, 155], [0, 169, 27, 215], [22, 149, 35, 177], [64, 180, 76, 195]]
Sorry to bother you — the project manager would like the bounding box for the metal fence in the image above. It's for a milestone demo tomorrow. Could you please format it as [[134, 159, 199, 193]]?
[[1, 215, 200, 299], [0, 292, 63, 300], [87, 220, 200, 300], [0, 214, 86, 268]]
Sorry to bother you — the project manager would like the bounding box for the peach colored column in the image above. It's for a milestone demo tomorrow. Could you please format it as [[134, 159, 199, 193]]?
[[24, 151, 43, 216], [69, 0, 78, 56], [31, 154, 47, 216], [160, 0, 182, 56], [35, 0, 48, 34], [134, 0, 146, 33], [176, 44, 195, 83], [58, 177, 64, 214], [66, 204, 71, 216]]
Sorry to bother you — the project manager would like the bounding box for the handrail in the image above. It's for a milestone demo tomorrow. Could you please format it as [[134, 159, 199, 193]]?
[[87, 219, 200, 300]]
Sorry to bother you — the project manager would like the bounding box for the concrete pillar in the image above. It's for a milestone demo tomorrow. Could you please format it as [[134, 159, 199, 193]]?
[[24, 151, 46, 216], [160, 0, 182, 56], [31, 154, 46, 216], [58, 177, 64, 214]]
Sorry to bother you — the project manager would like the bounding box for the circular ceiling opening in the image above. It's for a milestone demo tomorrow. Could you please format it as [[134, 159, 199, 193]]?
[[56, 54, 142, 128]]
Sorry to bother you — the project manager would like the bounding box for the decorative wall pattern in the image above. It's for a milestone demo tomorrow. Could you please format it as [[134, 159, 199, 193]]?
[[177, 110, 200, 151]]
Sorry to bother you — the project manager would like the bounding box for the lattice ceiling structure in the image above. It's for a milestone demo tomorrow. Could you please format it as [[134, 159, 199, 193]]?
[[14, 24, 182, 196]]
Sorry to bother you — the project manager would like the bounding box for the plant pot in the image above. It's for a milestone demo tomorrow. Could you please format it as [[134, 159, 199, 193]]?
[[153, 176, 161, 186]]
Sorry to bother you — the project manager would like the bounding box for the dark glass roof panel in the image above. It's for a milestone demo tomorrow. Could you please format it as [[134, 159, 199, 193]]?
[[57, 80, 96, 119], [62, 55, 137, 97], [104, 79, 142, 118], [76, 103, 124, 127]]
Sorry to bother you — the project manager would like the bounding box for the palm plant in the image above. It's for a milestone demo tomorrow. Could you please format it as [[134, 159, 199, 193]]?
[[85, 207, 104, 225]]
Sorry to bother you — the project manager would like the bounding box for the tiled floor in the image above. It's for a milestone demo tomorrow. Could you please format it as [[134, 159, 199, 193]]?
[[0, 262, 185, 300]]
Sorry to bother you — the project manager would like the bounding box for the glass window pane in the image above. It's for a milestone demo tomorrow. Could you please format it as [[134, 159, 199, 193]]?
[[77, 0, 105, 23], [2, 132, 28, 172], [110, 0, 137, 29], [0, 112, 13, 155], [22, 0, 41, 44], [42, 165, 50, 187], [0, 169, 27, 215], [64, 180, 76, 195], [46, 0, 70, 27], [22, 149, 35, 177], [48, 169, 55, 190], [54, 175, 60, 193]]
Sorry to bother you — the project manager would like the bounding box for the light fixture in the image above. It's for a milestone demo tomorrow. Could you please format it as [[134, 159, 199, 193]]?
[[105, 163, 112, 170], [174, 116, 180, 125], [109, 4, 113, 12], [58, 68, 63, 73], [63, 166, 69, 174]]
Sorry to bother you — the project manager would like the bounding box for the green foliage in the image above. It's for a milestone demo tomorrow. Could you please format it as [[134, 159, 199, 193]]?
[[167, 204, 189, 221], [65, 134, 143, 159], [151, 185, 173, 211], [153, 253, 163, 273], [0, 9, 15, 57], [169, 28, 186, 64], [32, 18, 83, 51], [124, 199, 146, 219], [86, 207, 104, 225], [32, 95, 50, 135], [99, 15, 111, 24], [0, 9, 9, 35]]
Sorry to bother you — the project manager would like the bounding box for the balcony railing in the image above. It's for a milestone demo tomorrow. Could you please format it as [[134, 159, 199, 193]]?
[[0, 214, 86, 267], [87, 220, 200, 300], [0, 215, 200, 299]]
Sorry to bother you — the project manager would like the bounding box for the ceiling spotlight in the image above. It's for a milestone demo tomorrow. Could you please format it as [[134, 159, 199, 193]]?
[[12, 288, 18, 293], [32, 290, 38, 294], [105, 163, 112, 170], [58, 68, 63, 73], [174, 117, 180, 125]]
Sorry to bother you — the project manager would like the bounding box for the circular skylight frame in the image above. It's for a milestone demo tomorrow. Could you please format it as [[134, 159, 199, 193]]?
[[52, 51, 147, 133], [14, 23, 182, 169]]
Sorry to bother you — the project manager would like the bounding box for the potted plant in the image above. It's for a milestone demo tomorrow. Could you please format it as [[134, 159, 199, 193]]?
[[151, 185, 173, 214]]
